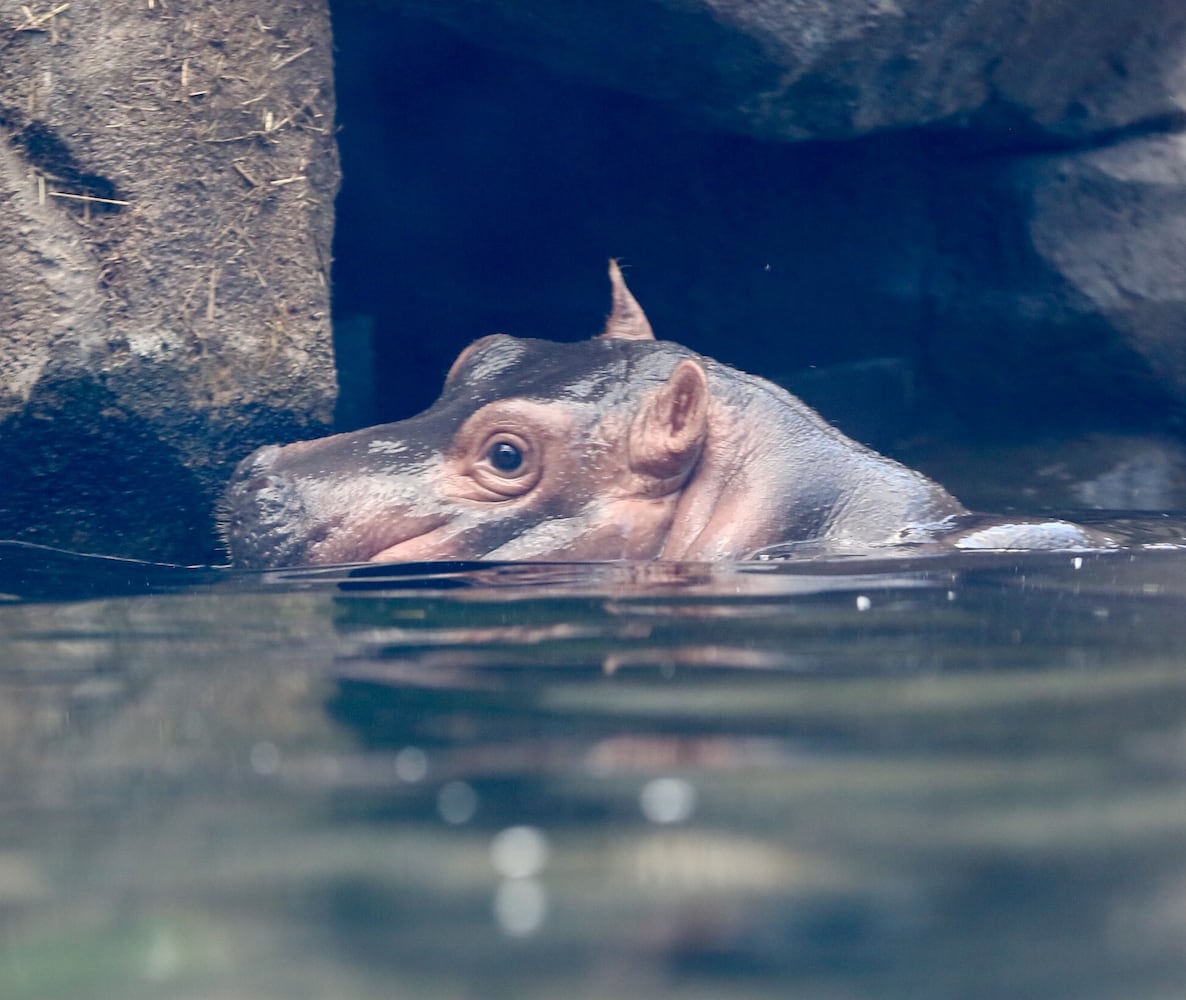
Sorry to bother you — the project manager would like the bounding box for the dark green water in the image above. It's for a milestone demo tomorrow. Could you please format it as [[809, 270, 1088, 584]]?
[[1, 537, 1185, 999]]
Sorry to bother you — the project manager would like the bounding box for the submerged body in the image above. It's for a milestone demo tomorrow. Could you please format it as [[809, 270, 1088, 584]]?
[[224, 264, 1101, 569]]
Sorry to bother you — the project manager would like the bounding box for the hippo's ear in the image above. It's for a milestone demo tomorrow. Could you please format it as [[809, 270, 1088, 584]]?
[[629, 359, 708, 481], [600, 259, 655, 341]]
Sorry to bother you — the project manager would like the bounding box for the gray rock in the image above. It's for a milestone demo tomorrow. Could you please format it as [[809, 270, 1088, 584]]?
[[0, 0, 339, 562], [394, 0, 1186, 144], [923, 134, 1186, 427], [1020, 135, 1186, 402]]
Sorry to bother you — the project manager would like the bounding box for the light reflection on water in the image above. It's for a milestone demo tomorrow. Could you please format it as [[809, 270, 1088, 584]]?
[[0, 535, 1185, 998]]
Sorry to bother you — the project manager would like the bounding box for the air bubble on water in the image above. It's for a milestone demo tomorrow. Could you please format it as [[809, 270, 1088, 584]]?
[[490, 825, 550, 879], [1073, 556, 1084, 570], [437, 781, 478, 824], [394, 745, 428, 783], [639, 777, 697, 824], [855, 595, 872, 611]]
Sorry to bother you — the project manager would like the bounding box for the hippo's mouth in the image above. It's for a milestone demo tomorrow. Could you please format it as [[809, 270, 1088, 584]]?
[[224, 496, 453, 570], [224, 487, 452, 569]]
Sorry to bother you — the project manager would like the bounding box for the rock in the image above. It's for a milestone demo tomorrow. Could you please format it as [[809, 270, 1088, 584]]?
[[0, 1, 339, 562], [924, 134, 1186, 430], [392, 0, 1186, 145], [1019, 135, 1186, 402]]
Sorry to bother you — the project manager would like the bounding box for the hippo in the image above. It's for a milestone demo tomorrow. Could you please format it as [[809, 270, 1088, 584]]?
[[223, 262, 1104, 568]]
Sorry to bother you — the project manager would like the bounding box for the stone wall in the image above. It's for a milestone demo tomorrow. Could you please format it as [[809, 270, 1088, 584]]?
[[0, 1, 338, 562]]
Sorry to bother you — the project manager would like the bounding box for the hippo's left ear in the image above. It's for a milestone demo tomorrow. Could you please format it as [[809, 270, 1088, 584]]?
[[600, 259, 655, 342], [629, 359, 708, 482]]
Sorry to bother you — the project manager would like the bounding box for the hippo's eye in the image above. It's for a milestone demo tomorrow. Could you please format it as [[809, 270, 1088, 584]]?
[[467, 431, 539, 499], [489, 440, 523, 472]]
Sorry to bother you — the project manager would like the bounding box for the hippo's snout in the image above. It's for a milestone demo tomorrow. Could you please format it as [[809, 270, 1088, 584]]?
[[223, 446, 323, 569], [224, 427, 464, 568]]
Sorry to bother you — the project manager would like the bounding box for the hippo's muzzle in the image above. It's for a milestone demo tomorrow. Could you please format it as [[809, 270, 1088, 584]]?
[[222, 444, 332, 569], [224, 413, 508, 568]]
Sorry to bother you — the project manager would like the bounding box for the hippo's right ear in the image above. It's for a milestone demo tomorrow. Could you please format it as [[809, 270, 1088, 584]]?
[[600, 260, 655, 341], [629, 359, 708, 483]]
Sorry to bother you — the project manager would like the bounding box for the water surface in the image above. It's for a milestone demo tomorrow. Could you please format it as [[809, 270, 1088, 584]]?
[[1, 533, 1185, 999]]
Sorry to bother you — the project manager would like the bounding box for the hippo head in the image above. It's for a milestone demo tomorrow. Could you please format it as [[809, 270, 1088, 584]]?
[[223, 263, 714, 568]]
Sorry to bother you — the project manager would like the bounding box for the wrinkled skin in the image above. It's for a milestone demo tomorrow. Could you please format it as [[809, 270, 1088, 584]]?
[[224, 263, 1104, 568]]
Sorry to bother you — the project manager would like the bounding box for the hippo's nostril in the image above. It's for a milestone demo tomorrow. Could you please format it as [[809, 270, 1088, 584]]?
[[243, 474, 301, 518], [244, 473, 279, 494]]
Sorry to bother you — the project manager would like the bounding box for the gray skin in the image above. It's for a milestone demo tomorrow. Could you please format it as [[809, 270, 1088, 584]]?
[[223, 263, 1101, 569]]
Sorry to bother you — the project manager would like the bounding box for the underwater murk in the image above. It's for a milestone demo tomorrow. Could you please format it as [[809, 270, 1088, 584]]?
[[0, 517, 1185, 1000]]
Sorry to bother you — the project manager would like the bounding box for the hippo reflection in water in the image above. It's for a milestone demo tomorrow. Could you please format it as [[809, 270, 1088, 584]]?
[[223, 262, 1105, 569]]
